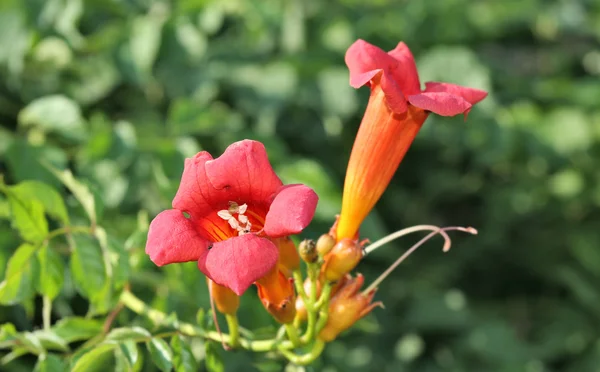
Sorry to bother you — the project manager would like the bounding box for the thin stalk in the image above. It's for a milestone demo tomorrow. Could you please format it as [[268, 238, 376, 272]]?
[[119, 290, 294, 352], [362, 226, 477, 295], [42, 296, 52, 330], [364, 225, 477, 255], [284, 324, 300, 347], [225, 314, 239, 348], [279, 340, 326, 366]]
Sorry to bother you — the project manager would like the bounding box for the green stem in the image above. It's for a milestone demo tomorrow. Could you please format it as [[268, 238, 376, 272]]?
[[301, 264, 319, 343], [292, 270, 308, 304], [42, 296, 52, 330], [225, 314, 239, 348], [46, 226, 94, 241], [284, 323, 301, 347], [119, 290, 294, 352], [279, 340, 325, 366]]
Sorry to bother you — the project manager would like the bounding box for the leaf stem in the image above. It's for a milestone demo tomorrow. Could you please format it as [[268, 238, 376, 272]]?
[[46, 226, 93, 241], [284, 324, 300, 347]]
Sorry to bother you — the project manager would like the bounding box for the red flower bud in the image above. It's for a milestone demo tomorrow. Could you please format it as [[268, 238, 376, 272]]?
[[321, 238, 363, 282], [318, 274, 382, 342], [208, 279, 240, 315], [256, 267, 296, 324]]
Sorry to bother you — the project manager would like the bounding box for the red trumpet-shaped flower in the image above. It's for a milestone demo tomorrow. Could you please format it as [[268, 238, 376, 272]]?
[[145, 140, 318, 295], [336, 39, 488, 240]]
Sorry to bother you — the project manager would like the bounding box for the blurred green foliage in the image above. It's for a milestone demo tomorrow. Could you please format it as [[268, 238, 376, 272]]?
[[1, 0, 600, 370]]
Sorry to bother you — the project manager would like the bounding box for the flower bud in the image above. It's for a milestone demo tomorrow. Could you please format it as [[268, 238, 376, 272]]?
[[321, 238, 363, 282], [273, 237, 300, 277], [256, 267, 297, 324], [208, 279, 240, 315], [298, 239, 318, 263], [318, 274, 382, 342], [316, 233, 336, 256]]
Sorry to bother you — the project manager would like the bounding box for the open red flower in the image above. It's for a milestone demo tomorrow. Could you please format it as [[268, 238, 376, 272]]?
[[336, 39, 487, 240], [145, 140, 318, 295]]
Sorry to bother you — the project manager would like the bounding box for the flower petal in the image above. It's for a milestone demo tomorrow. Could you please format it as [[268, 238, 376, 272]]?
[[387, 42, 421, 95], [198, 234, 279, 296], [345, 39, 400, 88], [263, 184, 318, 237], [172, 151, 217, 219], [378, 71, 408, 114], [408, 92, 472, 117], [145, 209, 210, 266], [424, 82, 488, 105], [205, 140, 283, 208]]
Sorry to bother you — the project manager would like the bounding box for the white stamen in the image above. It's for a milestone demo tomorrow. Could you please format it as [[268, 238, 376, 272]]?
[[227, 218, 240, 229], [238, 203, 248, 214], [217, 210, 233, 220], [238, 215, 249, 224]]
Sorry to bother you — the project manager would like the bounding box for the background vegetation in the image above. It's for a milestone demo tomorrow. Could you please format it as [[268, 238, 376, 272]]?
[[1, 0, 600, 371]]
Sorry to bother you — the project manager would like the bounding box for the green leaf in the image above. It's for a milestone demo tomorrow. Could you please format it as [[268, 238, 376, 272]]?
[[3, 187, 48, 243], [171, 335, 198, 372], [146, 337, 173, 372], [32, 330, 69, 351], [8, 181, 69, 225], [116, 340, 140, 371], [18, 95, 87, 142], [0, 243, 40, 305], [37, 244, 65, 299], [204, 342, 224, 372], [71, 342, 117, 372], [0, 323, 17, 347], [106, 327, 151, 342], [69, 235, 107, 301], [5, 139, 68, 188], [45, 165, 96, 225], [15, 331, 45, 354], [52, 317, 103, 343], [33, 353, 67, 372]]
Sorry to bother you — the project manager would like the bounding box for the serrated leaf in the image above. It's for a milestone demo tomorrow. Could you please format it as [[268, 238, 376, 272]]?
[[69, 235, 107, 301], [18, 95, 87, 142], [0, 243, 40, 305], [171, 335, 198, 372], [37, 244, 64, 299], [45, 165, 96, 225], [52, 317, 103, 343], [33, 353, 67, 372], [8, 181, 69, 225], [146, 337, 173, 372], [205, 342, 224, 372], [4, 189, 48, 243], [106, 327, 151, 342], [71, 342, 116, 372]]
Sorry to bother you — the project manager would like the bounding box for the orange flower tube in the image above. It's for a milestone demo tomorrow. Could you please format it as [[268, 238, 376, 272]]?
[[336, 39, 487, 240]]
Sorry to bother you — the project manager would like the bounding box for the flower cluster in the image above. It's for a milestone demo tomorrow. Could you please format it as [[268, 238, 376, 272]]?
[[144, 39, 487, 364]]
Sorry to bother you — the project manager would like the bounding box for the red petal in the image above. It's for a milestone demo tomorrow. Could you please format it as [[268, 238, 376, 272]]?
[[387, 42, 421, 95], [172, 151, 217, 219], [263, 184, 319, 237], [205, 140, 283, 208], [145, 209, 210, 266], [198, 234, 279, 296], [345, 39, 400, 88], [424, 82, 488, 105], [408, 92, 472, 117], [379, 71, 408, 114], [172, 140, 283, 220]]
